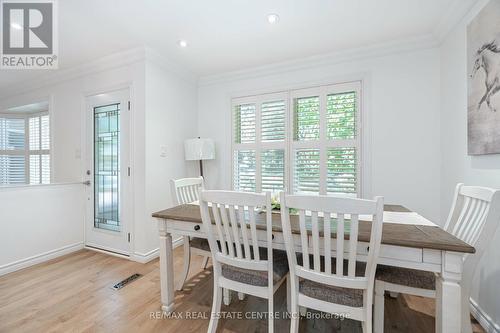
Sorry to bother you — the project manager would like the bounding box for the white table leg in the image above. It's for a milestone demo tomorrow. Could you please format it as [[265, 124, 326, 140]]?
[[159, 221, 175, 314], [436, 251, 463, 333]]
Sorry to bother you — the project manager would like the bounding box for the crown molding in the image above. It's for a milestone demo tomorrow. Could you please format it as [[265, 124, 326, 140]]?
[[432, 0, 482, 43], [0, 46, 198, 100], [198, 33, 439, 87], [0, 47, 147, 100]]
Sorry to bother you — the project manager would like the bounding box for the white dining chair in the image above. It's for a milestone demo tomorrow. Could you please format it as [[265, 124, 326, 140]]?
[[280, 193, 385, 333], [374, 184, 500, 333], [199, 190, 289, 333], [170, 177, 212, 291]]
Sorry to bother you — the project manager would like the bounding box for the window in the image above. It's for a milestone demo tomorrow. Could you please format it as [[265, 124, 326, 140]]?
[[232, 81, 361, 196], [0, 113, 50, 185], [233, 93, 287, 193]]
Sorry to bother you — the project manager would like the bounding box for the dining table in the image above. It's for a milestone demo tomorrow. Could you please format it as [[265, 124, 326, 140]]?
[[152, 203, 475, 333]]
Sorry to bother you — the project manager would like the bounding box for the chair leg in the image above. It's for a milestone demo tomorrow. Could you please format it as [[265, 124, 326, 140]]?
[[208, 285, 222, 333], [268, 295, 274, 333], [201, 256, 209, 270], [223, 287, 231, 306], [176, 236, 191, 291], [290, 284, 299, 333], [374, 281, 385, 333], [286, 275, 291, 313]]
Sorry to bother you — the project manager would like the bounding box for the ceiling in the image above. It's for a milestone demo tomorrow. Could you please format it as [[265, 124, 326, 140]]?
[[0, 0, 466, 92]]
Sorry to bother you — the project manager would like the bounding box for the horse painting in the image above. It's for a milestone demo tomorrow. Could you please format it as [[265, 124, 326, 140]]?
[[471, 40, 500, 112], [467, 0, 500, 155]]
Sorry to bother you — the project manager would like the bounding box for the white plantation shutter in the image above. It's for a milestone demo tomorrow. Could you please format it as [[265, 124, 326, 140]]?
[[232, 82, 361, 196], [0, 155, 25, 184], [261, 101, 285, 141], [233, 150, 256, 191], [0, 117, 26, 184], [29, 113, 51, 184], [261, 149, 285, 192], [0, 113, 50, 186], [327, 148, 357, 196], [294, 96, 320, 141], [291, 82, 361, 196], [234, 104, 256, 144], [294, 149, 320, 193], [232, 93, 287, 193]]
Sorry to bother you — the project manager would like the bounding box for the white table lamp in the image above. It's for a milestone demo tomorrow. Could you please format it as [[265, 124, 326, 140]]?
[[184, 138, 215, 178]]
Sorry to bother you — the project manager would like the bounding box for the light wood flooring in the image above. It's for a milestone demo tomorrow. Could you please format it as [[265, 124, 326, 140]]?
[[0, 248, 485, 333]]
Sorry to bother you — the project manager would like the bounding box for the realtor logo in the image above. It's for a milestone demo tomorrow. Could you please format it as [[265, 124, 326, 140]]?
[[1, 0, 58, 69]]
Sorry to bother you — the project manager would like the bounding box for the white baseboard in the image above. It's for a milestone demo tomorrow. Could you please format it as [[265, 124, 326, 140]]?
[[0, 242, 84, 277], [130, 236, 184, 264], [470, 298, 500, 333]]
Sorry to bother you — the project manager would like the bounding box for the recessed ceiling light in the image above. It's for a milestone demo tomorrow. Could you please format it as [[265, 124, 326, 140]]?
[[267, 13, 280, 24], [178, 40, 188, 48], [11, 23, 22, 30]]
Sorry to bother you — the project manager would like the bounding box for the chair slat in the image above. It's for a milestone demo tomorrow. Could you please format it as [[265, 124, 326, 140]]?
[[348, 214, 359, 277], [324, 213, 332, 275], [248, 206, 260, 261], [457, 198, 478, 240], [467, 202, 488, 245], [219, 205, 235, 257], [229, 205, 243, 258], [460, 199, 480, 242], [212, 204, 227, 255], [453, 196, 471, 236], [299, 210, 309, 269], [336, 213, 345, 276], [238, 207, 251, 259], [311, 211, 320, 272]]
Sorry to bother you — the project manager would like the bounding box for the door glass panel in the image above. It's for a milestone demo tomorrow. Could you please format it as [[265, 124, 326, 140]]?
[[94, 103, 120, 231]]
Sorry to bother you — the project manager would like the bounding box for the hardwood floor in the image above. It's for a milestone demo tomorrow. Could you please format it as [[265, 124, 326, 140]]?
[[0, 248, 485, 333]]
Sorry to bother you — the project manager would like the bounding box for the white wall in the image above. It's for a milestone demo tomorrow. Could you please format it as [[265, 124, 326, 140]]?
[[440, 0, 500, 329], [132, 58, 198, 258], [0, 48, 199, 269], [0, 184, 84, 275], [197, 47, 442, 221]]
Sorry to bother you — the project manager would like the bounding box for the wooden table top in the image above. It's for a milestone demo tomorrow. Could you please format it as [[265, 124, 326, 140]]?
[[153, 204, 475, 254]]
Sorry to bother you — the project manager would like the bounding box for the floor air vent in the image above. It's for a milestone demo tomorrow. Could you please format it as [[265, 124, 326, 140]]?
[[112, 273, 142, 290]]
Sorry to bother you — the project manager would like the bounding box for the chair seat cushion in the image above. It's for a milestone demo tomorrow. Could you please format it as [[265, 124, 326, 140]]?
[[298, 259, 366, 307], [376, 265, 436, 290], [190, 237, 210, 252], [299, 280, 364, 307], [221, 249, 289, 287]]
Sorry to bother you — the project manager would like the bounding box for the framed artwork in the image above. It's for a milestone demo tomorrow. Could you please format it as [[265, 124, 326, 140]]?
[[467, 0, 500, 155]]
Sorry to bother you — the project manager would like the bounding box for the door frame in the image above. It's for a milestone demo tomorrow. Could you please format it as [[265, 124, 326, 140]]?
[[82, 85, 134, 256]]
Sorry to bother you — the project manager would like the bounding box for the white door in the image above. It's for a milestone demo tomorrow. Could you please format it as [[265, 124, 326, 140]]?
[[85, 89, 131, 255]]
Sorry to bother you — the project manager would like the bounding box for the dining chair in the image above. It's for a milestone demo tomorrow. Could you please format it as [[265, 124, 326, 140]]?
[[170, 177, 211, 291], [374, 184, 500, 333], [199, 190, 289, 333], [280, 192, 385, 333]]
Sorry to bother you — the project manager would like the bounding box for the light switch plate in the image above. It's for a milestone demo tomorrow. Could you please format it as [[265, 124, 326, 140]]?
[[160, 146, 167, 157]]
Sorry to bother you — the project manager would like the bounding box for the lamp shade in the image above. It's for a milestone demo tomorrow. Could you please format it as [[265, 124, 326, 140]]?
[[184, 138, 215, 161]]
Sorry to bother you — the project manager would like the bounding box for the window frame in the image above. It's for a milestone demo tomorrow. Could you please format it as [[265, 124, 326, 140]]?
[[289, 81, 361, 196], [0, 111, 51, 185], [231, 80, 362, 197], [231, 91, 289, 193]]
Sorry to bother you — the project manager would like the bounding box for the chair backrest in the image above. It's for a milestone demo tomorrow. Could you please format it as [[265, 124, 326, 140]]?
[[280, 193, 384, 293], [444, 183, 500, 279], [199, 190, 273, 277], [170, 177, 204, 205]]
